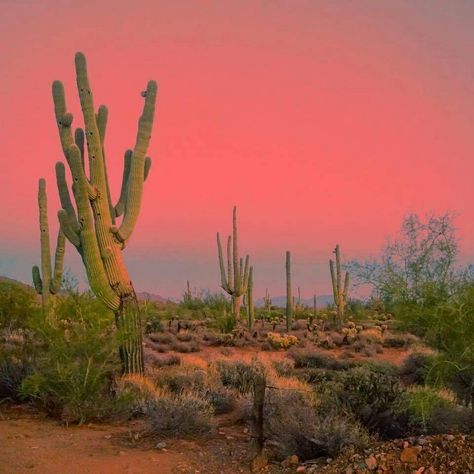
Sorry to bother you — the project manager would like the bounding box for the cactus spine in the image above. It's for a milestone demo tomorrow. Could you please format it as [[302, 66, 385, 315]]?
[[52, 52, 157, 374], [329, 244, 350, 324], [217, 206, 250, 321], [32, 179, 66, 317], [285, 250, 293, 331], [246, 266, 254, 330]]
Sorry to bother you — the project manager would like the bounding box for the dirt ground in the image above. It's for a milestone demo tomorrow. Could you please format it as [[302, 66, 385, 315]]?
[[0, 405, 266, 474]]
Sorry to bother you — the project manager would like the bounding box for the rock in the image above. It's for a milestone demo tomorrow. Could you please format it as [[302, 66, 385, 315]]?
[[296, 467, 306, 473], [400, 447, 420, 463], [445, 434, 455, 441], [365, 455, 378, 470], [155, 442, 167, 449], [251, 453, 268, 472]]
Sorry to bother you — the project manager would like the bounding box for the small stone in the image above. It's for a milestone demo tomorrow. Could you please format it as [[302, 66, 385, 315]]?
[[400, 447, 419, 464], [155, 442, 167, 449], [104, 435, 112, 440], [445, 434, 455, 441], [296, 467, 306, 473], [365, 455, 377, 471]]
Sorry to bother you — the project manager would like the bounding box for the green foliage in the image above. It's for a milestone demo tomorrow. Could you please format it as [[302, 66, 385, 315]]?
[[0, 280, 39, 331], [20, 291, 120, 424], [397, 386, 467, 434], [214, 360, 265, 394], [215, 308, 236, 334]]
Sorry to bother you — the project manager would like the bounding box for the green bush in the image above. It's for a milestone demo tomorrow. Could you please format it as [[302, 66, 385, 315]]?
[[214, 360, 265, 394], [20, 291, 120, 424]]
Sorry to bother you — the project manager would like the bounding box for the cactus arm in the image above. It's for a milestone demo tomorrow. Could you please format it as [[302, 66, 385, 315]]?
[[217, 232, 229, 291], [115, 80, 157, 242], [57, 210, 80, 247], [74, 128, 85, 169], [226, 235, 233, 292], [334, 245, 342, 306], [32, 265, 42, 294], [52, 81, 75, 157], [232, 206, 239, 294], [343, 271, 350, 302], [237, 257, 244, 294], [50, 230, 66, 294], [114, 150, 132, 217], [55, 162, 80, 233], [38, 179, 52, 289], [241, 254, 250, 294], [144, 157, 152, 181], [66, 144, 121, 310]]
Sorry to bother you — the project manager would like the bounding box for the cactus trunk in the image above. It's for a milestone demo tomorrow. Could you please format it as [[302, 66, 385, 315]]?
[[247, 266, 254, 330], [329, 244, 350, 325], [286, 250, 292, 331]]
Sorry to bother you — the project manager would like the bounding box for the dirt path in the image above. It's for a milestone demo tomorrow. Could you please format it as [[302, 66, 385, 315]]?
[[0, 407, 261, 474]]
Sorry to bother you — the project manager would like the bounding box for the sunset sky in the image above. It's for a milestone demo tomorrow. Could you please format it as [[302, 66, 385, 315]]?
[[1, 1, 474, 299]]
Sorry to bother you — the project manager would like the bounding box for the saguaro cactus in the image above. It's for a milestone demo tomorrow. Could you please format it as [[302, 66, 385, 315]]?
[[246, 266, 254, 330], [329, 244, 350, 324], [217, 206, 250, 321], [32, 179, 66, 316], [285, 250, 293, 331], [264, 288, 272, 317], [52, 52, 157, 374]]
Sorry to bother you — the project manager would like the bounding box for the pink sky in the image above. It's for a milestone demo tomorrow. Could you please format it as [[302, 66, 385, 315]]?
[[1, 1, 474, 299]]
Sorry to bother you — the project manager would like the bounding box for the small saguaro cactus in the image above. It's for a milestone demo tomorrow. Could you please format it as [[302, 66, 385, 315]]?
[[329, 244, 350, 324], [285, 250, 293, 331], [313, 293, 317, 320], [52, 52, 157, 374], [246, 266, 254, 330], [32, 179, 66, 316], [217, 206, 250, 321], [264, 288, 272, 316]]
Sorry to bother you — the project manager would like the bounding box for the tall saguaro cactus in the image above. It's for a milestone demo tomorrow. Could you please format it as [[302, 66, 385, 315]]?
[[32, 179, 66, 316], [217, 206, 250, 321], [285, 250, 293, 331], [329, 244, 350, 324], [52, 52, 157, 374]]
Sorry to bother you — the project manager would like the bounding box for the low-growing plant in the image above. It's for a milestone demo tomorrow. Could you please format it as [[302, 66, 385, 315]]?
[[290, 348, 351, 371], [214, 360, 265, 394], [266, 332, 298, 349]]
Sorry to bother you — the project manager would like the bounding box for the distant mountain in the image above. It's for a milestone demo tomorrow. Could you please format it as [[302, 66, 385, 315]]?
[[255, 294, 334, 308], [136, 291, 167, 303], [0, 275, 34, 291]]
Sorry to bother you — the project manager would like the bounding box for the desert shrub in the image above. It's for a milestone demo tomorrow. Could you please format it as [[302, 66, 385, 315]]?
[[383, 333, 417, 348], [118, 374, 214, 437], [266, 332, 298, 349], [215, 309, 236, 334], [149, 333, 174, 345], [290, 349, 351, 371], [214, 360, 265, 394], [0, 359, 32, 401], [400, 352, 433, 385], [147, 391, 215, 437], [146, 353, 181, 369], [326, 364, 404, 438], [395, 386, 466, 434], [20, 291, 119, 424], [202, 386, 236, 414], [155, 366, 206, 394], [0, 280, 39, 331], [171, 340, 200, 353], [176, 332, 193, 342], [264, 389, 369, 461], [272, 360, 295, 377]]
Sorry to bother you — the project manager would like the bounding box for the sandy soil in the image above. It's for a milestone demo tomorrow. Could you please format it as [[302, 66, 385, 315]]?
[[0, 406, 262, 474]]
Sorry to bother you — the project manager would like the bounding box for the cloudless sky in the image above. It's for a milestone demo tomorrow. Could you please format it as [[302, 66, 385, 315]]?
[[1, 0, 474, 299]]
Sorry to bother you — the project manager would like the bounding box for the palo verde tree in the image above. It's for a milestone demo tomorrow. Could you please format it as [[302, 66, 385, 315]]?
[[51, 52, 157, 374], [217, 206, 250, 321], [32, 179, 66, 317]]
